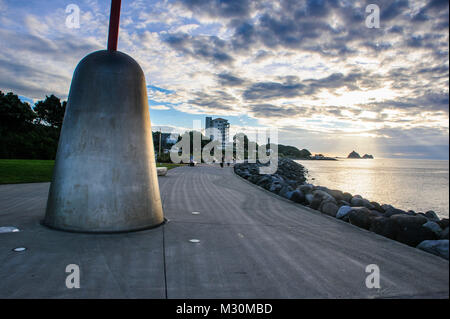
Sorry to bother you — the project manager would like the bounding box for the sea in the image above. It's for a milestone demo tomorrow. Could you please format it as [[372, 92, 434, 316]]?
[[295, 158, 449, 218]]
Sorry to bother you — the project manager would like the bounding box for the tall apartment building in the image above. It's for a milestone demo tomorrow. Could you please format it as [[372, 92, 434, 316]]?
[[205, 117, 230, 148]]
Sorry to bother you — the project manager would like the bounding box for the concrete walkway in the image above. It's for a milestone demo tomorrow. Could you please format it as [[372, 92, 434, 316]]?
[[0, 165, 448, 298]]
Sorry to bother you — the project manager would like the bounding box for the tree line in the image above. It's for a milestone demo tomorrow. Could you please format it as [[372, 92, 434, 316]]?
[[0, 91, 66, 159], [157, 131, 312, 162], [1, 90, 312, 161]]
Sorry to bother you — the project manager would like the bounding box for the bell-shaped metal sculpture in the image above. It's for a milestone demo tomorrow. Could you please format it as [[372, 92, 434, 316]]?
[[44, 1, 163, 232], [44, 0, 164, 232], [44, 49, 164, 232]]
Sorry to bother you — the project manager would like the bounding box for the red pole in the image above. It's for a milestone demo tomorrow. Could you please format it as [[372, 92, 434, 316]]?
[[107, 0, 122, 51]]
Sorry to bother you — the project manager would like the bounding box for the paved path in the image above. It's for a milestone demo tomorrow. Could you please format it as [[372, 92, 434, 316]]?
[[0, 165, 448, 298]]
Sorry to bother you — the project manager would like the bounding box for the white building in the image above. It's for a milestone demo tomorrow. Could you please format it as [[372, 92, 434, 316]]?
[[205, 117, 230, 148]]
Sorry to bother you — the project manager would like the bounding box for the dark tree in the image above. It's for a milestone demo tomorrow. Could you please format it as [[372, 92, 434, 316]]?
[[0, 91, 36, 130], [34, 95, 66, 128], [0, 91, 65, 159]]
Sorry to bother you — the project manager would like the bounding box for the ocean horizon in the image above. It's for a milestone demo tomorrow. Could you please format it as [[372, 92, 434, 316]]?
[[295, 158, 449, 218]]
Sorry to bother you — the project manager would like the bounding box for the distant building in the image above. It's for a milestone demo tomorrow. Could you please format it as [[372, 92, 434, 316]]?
[[205, 117, 230, 148]]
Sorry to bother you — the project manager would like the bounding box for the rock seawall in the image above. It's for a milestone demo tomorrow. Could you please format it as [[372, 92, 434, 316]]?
[[234, 159, 449, 260]]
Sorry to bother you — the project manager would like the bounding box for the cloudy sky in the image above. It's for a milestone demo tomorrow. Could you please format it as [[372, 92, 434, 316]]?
[[0, 0, 448, 158]]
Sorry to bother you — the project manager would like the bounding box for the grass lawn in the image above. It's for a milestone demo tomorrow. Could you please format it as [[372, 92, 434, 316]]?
[[0, 159, 55, 184], [156, 162, 185, 170], [0, 159, 184, 184]]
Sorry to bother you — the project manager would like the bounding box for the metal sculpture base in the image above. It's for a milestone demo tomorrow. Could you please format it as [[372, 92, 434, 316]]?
[[44, 50, 164, 233]]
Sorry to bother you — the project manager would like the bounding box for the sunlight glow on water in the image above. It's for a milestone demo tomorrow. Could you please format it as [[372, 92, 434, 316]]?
[[296, 158, 449, 218]]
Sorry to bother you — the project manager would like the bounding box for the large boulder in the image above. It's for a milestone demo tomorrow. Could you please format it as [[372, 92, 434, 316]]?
[[336, 205, 352, 219], [396, 225, 437, 247], [390, 214, 428, 228], [279, 185, 294, 199], [384, 207, 407, 218], [405, 210, 417, 216], [310, 190, 335, 210], [312, 189, 336, 202], [350, 197, 364, 207], [370, 201, 384, 213], [236, 159, 308, 192], [342, 192, 353, 203], [257, 175, 273, 189], [248, 174, 260, 184], [360, 199, 375, 210], [390, 214, 437, 247], [236, 168, 251, 179], [348, 207, 373, 230], [273, 158, 307, 185], [241, 172, 251, 179], [369, 217, 399, 240], [391, 215, 436, 247], [324, 189, 344, 201], [310, 193, 323, 210], [425, 211, 440, 222], [437, 218, 449, 230], [417, 240, 449, 260], [298, 184, 313, 194], [350, 197, 374, 209], [305, 193, 314, 205], [320, 201, 339, 217], [338, 200, 351, 207], [440, 227, 449, 240], [285, 179, 297, 188], [422, 221, 442, 237], [369, 210, 384, 218], [289, 189, 305, 204], [269, 180, 283, 193], [314, 186, 328, 192]]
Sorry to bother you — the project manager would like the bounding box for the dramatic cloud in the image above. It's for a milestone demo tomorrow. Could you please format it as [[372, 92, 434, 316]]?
[[178, 0, 253, 20], [216, 72, 245, 87], [0, 0, 448, 158], [162, 33, 234, 64]]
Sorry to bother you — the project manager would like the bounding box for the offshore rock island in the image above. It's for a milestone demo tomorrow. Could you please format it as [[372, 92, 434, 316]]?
[[347, 151, 374, 159]]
